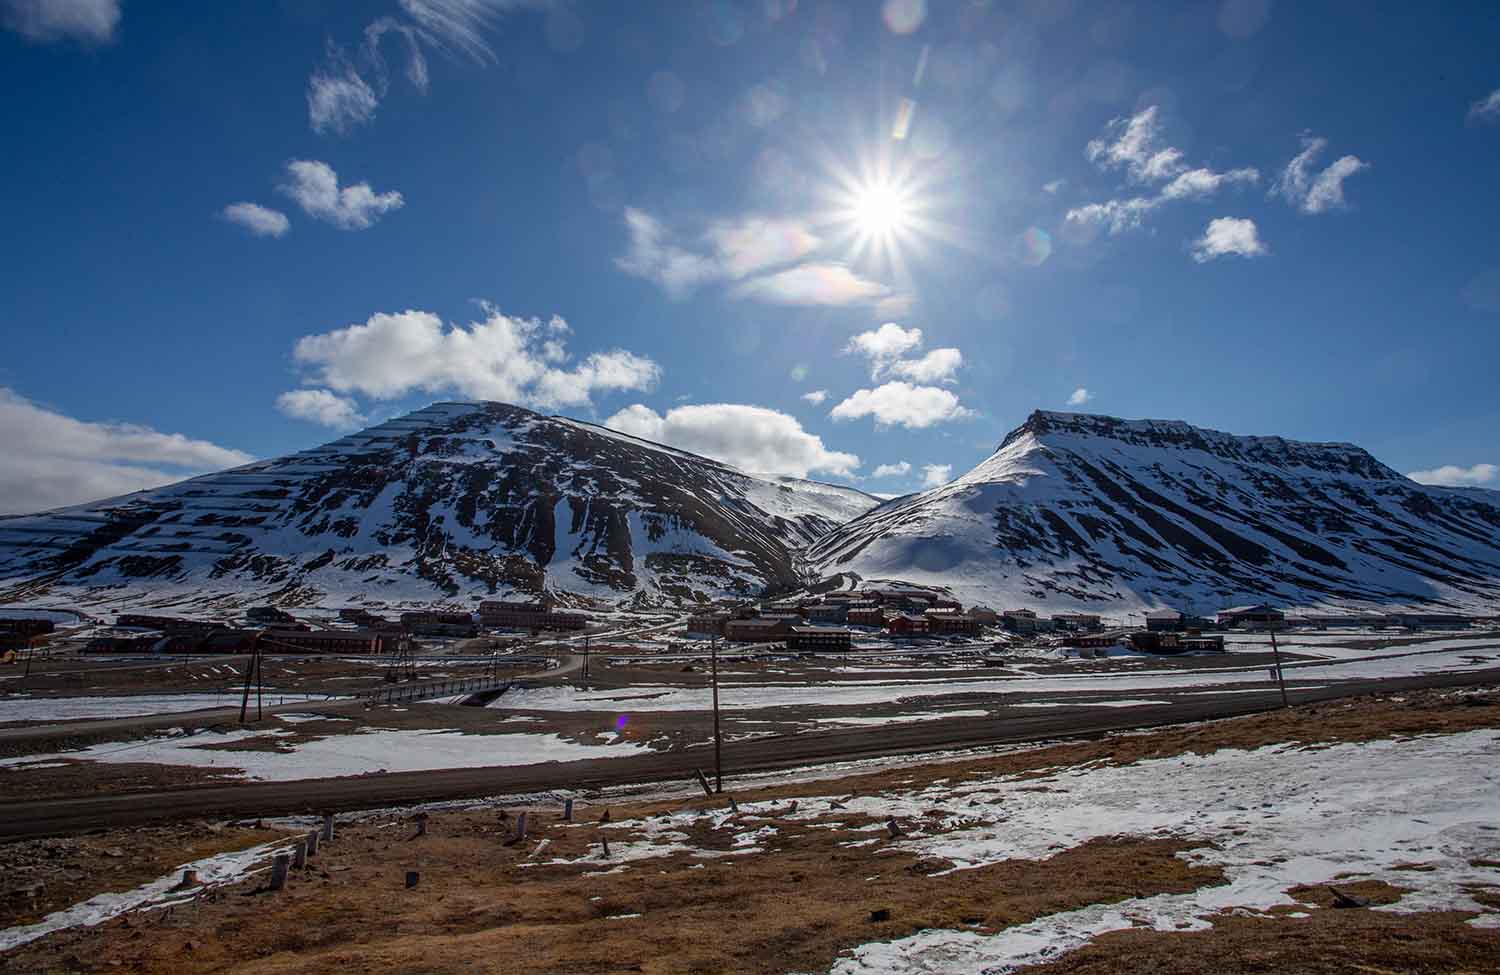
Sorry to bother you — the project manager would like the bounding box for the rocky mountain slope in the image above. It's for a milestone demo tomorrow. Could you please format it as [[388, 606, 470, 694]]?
[[808, 411, 1500, 614], [0, 402, 877, 613]]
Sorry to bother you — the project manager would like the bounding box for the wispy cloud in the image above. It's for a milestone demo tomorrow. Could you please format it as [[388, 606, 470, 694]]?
[[800, 389, 828, 406], [920, 463, 953, 488], [1190, 217, 1268, 262], [1066, 387, 1093, 406], [279, 160, 404, 230], [1042, 178, 1066, 195], [306, 0, 546, 136], [1272, 136, 1369, 214], [0, 388, 251, 514], [307, 46, 381, 136], [1407, 463, 1498, 488], [1, 0, 119, 44], [844, 323, 962, 384], [1069, 106, 1260, 235], [287, 306, 658, 411], [275, 389, 367, 430], [605, 403, 858, 477], [872, 461, 911, 478], [1467, 89, 1500, 125], [617, 207, 902, 310], [729, 262, 893, 307], [221, 202, 290, 238], [830, 381, 975, 430]]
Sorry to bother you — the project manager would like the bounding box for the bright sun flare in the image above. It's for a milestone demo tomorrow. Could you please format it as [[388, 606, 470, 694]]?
[[852, 181, 911, 237]]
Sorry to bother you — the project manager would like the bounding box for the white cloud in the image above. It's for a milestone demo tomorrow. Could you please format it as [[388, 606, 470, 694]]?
[[729, 262, 893, 307], [844, 324, 962, 384], [1407, 463, 1499, 488], [0, 388, 253, 515], [871, 461, 911, 478], [615, 208, 721, 299], [705, 216, 820, 278], [920, 463, 953, 488], [396, 0, 545, 65], [1190, 217, 1269, 263], [221, 202, 290, 238], [1467, 89, 1500, 125], [1070, 107, 1262, 236], [1, 0, 119, 44], [279, 160, 404, 230], [889, 348, 963, 384], [604, 403, 859, 478], [1085, 106, 1186, 185], [1272, 136, 1369, 214], [275, 389, 367, 430], [830, 382, 975, 429], [289, 307, 659, 410], [1042, 179, 1066, 194], [307, 48, 381, 136], [801, 389, 828, 406], [617, 207, 900, 310], [1067, 387, 1093, 406], [845, 323, 923, 365]]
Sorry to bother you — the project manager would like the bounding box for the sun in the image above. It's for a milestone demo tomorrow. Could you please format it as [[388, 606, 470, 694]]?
[[851, 180, 912, 238]]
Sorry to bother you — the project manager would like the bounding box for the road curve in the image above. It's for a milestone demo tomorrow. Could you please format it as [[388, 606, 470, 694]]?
[[1, 667, 1495, 840]]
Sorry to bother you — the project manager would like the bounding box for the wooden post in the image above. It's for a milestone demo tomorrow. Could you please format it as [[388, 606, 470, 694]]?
[[415, 812, 429, 837], [728, 796, 740, 813], [306, 829, 319, 856], [711, 636, 723, 793], [600, 833, 610, 858], [515, 811, 528, 840], [321, 812, 335, 843], [563, 798, 574, 822], [405, 870, 420, 889], [695, 768, 714, 798], [1268, 627, 1291, 708], [269, 854, 291, 891], [292, 838, 308, 869]]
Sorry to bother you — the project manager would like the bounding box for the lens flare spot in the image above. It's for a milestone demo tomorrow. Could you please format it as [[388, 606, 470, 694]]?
[[615, 714, 630, 732], [1020, 227, 1052, 266], [882, 0, 926, 34]]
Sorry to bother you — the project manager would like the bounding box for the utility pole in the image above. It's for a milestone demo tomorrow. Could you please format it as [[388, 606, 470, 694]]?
[[1267, 624, 1290, 709], [711, 635, 723, 794], [239, 632, 264, 723], [583, 634, 590, 681]]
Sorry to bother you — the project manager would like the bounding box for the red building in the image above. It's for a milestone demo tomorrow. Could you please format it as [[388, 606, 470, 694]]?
[[887, 614, 931, 637]]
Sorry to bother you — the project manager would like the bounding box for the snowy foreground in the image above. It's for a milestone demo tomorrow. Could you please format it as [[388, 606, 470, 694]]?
[[817, 729, 1500, 972]]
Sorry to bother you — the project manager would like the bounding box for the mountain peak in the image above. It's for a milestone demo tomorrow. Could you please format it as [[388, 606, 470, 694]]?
[[998, 410, 1400, 482]]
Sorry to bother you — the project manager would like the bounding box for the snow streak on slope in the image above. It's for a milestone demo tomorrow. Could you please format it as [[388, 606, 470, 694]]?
[[0, 402, 877, 611], [809, 411, 1500, 613]]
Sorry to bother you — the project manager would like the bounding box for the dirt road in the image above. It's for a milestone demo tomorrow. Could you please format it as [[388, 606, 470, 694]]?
[[2, 667, 1495, 840]]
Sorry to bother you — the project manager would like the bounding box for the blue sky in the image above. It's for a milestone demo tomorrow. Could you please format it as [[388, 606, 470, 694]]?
[[2, 0, 1498, 513]]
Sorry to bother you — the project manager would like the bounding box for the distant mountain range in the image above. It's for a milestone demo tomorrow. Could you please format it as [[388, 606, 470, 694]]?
[[2, 405, 1497, 615], [0, 402, 875, 613], [809, 411, 1500, 614]]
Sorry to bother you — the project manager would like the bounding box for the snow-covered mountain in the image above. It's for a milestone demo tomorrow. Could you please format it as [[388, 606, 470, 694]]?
[[808, 411, 1500, 614], [0, 402, 877, 613]]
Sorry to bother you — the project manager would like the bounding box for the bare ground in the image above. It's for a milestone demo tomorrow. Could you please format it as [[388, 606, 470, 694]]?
[[2, 685, 1499, 973]]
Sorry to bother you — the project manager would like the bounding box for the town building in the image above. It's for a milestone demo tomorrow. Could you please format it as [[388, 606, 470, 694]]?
[[0, 618, 54, 638], [887, 614, 932, 637], [1144, 609, 1183, 632], [115, 614, 218, 633], [926, 612, 981, 636], [1001, 609, 1052, 634], [685, 612, 730, 636], [806, 603, 849, 624], [1062, 628, 1135, 650], [247, 606, 295, 624], [477, 600, 586, 632], [847, 607, 887, 628], [259, 628, 410, 655], [1215, 604, 1285, 629], [723, 618, 792, 643], [968, 606, 1000, 624], [1130, 631, 1225, 654], [1051, 612, 1103, 632], [785, 626, 853, 652]]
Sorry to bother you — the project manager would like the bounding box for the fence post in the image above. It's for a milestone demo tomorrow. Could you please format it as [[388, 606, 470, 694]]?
[[563, 798, 574, 822], [292, 837, 308, 869], [269, 854, 291, 891], [306, 829, 318, 856], [321, 812, 335, 843]]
